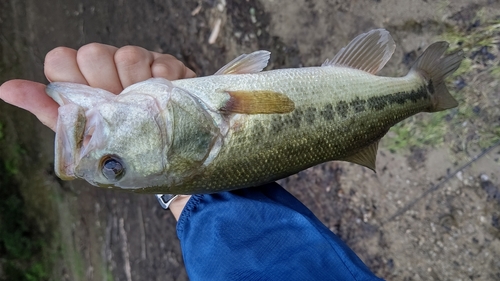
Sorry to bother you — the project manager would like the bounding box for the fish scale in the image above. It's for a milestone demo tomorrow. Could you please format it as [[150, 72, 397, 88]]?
[[45, 29, 464, 193], [157, 68, 431, 193]]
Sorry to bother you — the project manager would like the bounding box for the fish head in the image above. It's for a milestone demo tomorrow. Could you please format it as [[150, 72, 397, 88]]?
[[47, 78, 221, 191], [47, 81, 170, 190], [78, 101, 167, 189]]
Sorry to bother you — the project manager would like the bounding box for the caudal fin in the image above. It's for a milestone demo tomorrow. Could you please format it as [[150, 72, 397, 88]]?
[[411, 42, 465, 112]]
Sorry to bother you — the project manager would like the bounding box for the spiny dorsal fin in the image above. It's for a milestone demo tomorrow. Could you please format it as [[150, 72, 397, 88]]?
[[322, 29, 395, 74], [214, 51, 271, 75], [340, 141, 379, 171], [220, 90, 295, 114]]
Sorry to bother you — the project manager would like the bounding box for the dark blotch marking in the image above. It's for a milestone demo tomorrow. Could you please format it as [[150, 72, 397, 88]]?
[[270, 116, 283, 133], [290, 114, 301, 128], [304, 107, 316, 124], [367, 86, 429, 111], [393, 94, 408, 105], [367, 96, 388, 111], [320, 104, 334, 121], [269, 87, 429, 134], [277, 110, 301, 129], [336, 100, 349, 118], [408, 87, 428, 102], [252, 122, 265, 139], [349, 97, 366, 113], [287, 109, 300, 128]]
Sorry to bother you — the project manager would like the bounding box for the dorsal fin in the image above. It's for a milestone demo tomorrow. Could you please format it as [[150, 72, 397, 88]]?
[[214, 51, 271, 75], [322, 29, 395, 74], [340, 141, 379, 171]]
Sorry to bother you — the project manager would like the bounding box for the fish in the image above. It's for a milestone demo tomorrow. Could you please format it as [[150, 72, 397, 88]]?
[[46, 29, 464, 194]]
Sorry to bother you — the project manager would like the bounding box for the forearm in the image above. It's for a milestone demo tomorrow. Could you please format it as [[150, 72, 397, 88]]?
[[175, 183, 383, 281]]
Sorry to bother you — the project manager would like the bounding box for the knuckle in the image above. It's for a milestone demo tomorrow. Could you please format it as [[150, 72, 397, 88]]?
[[173, 59, 185, 69], [168, 60, 186, 78], [44, 47, 74, 65], [77, 43, 110, 59], [114, 46, 147, 67], [152, 60, 184, 79], [152, 62, 171, 78], [186, 68, 196, 78], [162, 54, 176, 61]]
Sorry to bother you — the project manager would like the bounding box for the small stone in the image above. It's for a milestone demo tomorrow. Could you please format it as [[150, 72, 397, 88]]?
[[249, 7, 257, 23], [480, 174, 489, 182]]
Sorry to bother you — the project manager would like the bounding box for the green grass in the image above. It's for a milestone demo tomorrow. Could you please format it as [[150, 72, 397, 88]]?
[[106, 269, 115, 281], [2, 144, 24, 176], [0, 99, 53, 281], [443, 18, 500, 77], [385, 111, 449, 152], [0, 161, 51, 281]]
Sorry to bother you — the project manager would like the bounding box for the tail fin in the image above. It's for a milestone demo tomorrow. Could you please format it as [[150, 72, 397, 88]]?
[[411, 42, 465, 112]]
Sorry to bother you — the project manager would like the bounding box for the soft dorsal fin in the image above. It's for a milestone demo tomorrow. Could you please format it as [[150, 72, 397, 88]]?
[[322, 29, 395, 74], [340, 141, 379, 171], [214, 51, 271, 75], [220, 90, 295, 114]]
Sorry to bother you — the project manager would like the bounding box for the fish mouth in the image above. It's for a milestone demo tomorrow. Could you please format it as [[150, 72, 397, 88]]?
[[54, 104, 86, 180]]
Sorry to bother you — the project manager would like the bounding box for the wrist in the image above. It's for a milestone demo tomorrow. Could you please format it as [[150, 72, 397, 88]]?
[[169, 195, 192, 221]]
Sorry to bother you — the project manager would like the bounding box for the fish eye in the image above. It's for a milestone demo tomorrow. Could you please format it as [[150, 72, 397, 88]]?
[[100, 155, 125, 181]]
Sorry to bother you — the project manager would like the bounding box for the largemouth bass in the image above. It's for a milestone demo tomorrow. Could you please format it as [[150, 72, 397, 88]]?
[[46, 29, 464, 194]]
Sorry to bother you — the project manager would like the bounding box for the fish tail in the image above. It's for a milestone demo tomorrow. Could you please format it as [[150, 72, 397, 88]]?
[[410, 42, 465, 112]]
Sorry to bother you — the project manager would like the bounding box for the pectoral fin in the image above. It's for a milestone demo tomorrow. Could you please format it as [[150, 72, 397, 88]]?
[[340, 141, 379, 171], [220, 90, 295, 114]]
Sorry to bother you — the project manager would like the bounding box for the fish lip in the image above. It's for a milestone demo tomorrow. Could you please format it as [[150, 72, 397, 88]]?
[[54, 104, 86, 180]]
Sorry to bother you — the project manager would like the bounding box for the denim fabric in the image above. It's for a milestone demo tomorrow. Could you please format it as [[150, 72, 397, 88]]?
[[177, 183, 383, 281]]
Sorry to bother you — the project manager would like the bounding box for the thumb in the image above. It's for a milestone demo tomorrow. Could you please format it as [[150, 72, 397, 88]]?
[[0, 80, 58, 131]]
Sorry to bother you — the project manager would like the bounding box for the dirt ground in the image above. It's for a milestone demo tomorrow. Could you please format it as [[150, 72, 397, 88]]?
[[1, 0, 499, 280]]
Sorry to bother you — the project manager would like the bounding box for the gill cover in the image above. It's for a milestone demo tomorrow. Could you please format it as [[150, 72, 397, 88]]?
[[119, 78, 222, 184], [164, 87, 221, 182]]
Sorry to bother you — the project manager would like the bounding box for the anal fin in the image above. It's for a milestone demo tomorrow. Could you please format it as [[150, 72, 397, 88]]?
[[220, 90, 295, 114], [340, 141, 379, 171]]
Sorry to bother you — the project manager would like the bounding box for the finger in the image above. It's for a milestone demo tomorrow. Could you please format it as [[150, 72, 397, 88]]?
[[151, 53, 197, 80], [45, 47, 88, 84], [184, 67, 197, 78], [114, 46, 154, 88], [76, 43, 122, 94], [0, 80, 58, 131]]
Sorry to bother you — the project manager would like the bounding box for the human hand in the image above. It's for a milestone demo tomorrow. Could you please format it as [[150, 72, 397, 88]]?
[[0, 43, 195, 219], [0, 43, 196, 130]]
